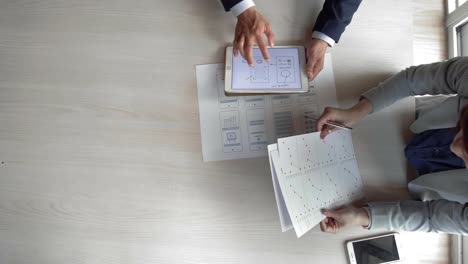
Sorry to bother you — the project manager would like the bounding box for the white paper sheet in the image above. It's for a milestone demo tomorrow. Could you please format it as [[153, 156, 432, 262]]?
[[196, 53, 337, 162], [268, 144, 293, 232], [268, 130, 364, 238]]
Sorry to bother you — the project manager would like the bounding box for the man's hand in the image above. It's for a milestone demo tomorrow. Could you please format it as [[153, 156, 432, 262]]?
[[320, 207, 370, 234], [306, 38, 328, 80], [234, 7, 274, 66]]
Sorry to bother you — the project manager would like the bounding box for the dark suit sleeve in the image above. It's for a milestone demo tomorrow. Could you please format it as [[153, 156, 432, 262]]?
[[220, 0, 243, 12], [313, 0, 362, 43]]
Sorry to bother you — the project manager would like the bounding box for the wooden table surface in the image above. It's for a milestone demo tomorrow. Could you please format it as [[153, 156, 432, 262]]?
[[0, 0, 449, 263]]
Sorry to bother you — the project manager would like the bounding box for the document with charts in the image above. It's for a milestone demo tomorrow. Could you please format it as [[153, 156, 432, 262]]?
[[196, 53, 337, 162], [268, 130, 364, 237]]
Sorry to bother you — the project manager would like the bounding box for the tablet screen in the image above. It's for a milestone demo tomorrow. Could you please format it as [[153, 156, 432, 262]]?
[[232, 47, 303, 90]]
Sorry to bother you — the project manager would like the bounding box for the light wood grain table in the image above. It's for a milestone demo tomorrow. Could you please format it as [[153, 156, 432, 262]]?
[[0, 0, 449, 263]]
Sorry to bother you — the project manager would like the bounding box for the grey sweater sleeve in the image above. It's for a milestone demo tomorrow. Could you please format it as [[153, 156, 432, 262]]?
[[367, 200, 468, 234], [362, 57, 468, 113], [358, 58, 468, 234]]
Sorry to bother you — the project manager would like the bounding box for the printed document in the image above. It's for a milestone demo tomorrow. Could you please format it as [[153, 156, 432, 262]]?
[[196, 53, 337, 162]]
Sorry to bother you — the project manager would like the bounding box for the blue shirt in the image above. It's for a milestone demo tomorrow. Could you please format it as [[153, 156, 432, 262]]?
[[405, 128, 466, 175]]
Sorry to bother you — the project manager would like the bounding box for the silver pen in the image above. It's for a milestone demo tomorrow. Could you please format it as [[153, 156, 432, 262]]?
[[304, 115, 353, 131]]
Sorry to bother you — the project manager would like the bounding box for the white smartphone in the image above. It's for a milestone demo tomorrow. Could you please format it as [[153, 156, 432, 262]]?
[[224, 46, 309, 95], [347, 233, 404, 264]]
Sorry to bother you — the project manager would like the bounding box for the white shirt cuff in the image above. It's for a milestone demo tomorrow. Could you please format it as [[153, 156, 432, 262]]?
[[312, 31, 335, 47], [231, 0, 256, 17]]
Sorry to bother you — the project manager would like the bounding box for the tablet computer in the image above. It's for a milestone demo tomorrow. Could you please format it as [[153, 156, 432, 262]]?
[[224, 46, 309, 95]]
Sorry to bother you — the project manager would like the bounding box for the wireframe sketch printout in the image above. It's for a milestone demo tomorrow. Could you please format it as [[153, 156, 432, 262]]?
[[268, 130, 364, 237], [232, 48, 302, 90], [196, 53, 337, 162]]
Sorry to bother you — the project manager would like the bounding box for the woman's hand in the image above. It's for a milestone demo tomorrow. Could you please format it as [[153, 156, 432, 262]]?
[[317, 98, 373, 139], [320, 207, 370, 233]]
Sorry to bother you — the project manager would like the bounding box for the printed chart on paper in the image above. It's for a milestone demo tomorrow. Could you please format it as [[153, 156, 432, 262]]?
[[196, 53, 337, 162], [268, 130, 364, 237]]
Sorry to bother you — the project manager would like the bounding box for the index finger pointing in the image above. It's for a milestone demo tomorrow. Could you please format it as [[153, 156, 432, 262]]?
[[256, 35, 270, 61], [244, 40, 255, 67]]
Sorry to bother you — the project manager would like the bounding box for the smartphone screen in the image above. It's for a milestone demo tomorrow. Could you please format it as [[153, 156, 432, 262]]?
[[352, 235, 400, 264]]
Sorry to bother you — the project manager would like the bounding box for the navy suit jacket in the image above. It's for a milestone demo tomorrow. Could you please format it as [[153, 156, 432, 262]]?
[[220, 0, 362, 43]]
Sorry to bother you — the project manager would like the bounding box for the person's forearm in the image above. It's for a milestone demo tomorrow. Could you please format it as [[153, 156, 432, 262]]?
[[348, 98, 372, 124], [367, 200, 468, 235], [220, 0, 252, 13], [313, 0, 362, 43], [237, 6, 256, 20], [362, 57, 468, 114], [230, 0, 255, 17]]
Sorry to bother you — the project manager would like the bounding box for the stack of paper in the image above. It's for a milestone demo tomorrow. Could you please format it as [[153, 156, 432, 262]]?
[[268, 130, 363, 237]]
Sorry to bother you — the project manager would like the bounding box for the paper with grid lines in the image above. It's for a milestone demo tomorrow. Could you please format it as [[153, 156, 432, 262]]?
[[268, 130, 363, 237]]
